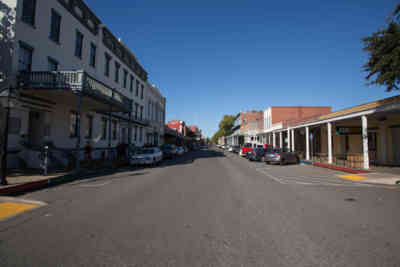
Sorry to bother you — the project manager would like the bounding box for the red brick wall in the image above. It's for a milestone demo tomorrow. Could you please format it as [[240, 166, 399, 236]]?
[[240, 111, 264, 132], [271, 107, 331, 125]]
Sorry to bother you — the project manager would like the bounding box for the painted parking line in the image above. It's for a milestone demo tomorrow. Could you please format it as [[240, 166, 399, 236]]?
[[0, 202, 38, 221]]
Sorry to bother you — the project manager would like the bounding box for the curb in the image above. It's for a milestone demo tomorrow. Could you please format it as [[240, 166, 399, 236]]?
[[301, 161, 368, 174], [0, 168, 120, 196]]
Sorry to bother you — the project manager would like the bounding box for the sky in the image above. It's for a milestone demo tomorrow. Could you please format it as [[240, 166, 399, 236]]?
[[86, 0, 400, 138]]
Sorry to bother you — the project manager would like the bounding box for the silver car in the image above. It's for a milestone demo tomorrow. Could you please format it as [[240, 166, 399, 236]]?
[[130, 147, 163, 166], [263, 148, 300, 165]]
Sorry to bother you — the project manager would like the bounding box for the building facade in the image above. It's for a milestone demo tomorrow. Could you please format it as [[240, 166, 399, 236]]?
[[0, 0, 163, 169], [240, 111, 264, 147], [145, 83, 166, 146], [259, 106, 331, 149]]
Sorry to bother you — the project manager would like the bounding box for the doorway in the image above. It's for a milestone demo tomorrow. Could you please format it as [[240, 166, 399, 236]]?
[[28, 110, 45, 147], [392, 128, 400, 165]]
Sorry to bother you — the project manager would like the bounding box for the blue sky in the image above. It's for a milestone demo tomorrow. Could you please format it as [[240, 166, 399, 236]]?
[[86, 0, 399, 137]]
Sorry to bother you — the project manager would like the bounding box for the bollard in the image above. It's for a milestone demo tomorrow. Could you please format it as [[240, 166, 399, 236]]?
[[41, 146, 49, 176]]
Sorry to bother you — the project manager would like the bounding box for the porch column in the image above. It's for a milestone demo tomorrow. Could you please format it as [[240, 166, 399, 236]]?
[[291, 129, 295, 152], [287, 129, 291, 150], [75, 92, 83, 170], [305, 126, 310, 160], [362, 115, 370, 169], [272, 132, 276, 148], [327, 122, 333, 164], [279, 132, 283, 149]]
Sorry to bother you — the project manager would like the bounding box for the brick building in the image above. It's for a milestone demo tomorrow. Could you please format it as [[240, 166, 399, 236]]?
[[260, 106, 331, 149]]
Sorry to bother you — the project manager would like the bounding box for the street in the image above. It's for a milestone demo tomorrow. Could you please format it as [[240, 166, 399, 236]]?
[[0, 148, 399, 267]]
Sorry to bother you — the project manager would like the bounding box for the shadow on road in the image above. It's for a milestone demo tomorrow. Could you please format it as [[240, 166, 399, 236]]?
[[156, 149, 225, 168]]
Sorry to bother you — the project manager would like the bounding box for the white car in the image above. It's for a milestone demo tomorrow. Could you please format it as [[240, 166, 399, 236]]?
[[176, 146, 185, 155], [130, 147, 163, 165]]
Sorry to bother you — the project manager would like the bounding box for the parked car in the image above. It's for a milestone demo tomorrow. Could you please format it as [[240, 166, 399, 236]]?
[[248, 147, 269, 161], [263, 148, 300, 165], [160, 144, 177, 159], [231, 145, 240, 153], [239, 143, 253, 157], [130, 147, 163, 166], [176, 146, 185, 155]]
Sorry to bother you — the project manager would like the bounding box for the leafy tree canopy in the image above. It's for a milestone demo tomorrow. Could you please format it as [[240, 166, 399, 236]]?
[[363, 4, 400, 91], [211, 115, 236, 143]]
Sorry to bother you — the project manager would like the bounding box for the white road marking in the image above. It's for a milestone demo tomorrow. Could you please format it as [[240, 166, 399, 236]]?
[[79, 181, 112, 187]]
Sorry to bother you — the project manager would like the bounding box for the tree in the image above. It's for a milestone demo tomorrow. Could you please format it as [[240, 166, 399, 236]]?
[[363, 4, 400, 91], [211, 115, 236, 143]]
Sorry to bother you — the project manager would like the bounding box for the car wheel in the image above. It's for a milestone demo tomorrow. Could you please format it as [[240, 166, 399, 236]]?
[[265, 161, 269, 165]]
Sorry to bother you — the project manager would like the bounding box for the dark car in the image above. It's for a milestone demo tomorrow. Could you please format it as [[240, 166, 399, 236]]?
[[247, 147, 270, 161], [263, 148, 300, 165], [160, 144, 177, 159]]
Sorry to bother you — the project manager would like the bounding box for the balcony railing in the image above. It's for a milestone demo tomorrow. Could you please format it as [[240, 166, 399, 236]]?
[[18, 71, 132, 112]]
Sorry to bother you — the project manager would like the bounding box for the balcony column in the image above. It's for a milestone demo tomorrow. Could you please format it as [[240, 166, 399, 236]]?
[[305, 126, 310, 160], [287, 129, 291, 151], [75, 92, 83, 170], [273, 132, 276, 148], [362, 115, 370, 169], [327, 122, 333, 164], [108, 106, 112, 153], [279, 132, 283, 149], [128, 112, 132, 146]]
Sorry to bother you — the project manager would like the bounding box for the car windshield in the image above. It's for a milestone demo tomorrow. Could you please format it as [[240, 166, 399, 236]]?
[[137, 149, 154, 154]]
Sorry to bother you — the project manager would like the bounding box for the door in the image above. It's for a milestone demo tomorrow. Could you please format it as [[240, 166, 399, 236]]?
[[392, 128, 400, 165], [28, 110, 44, 146]]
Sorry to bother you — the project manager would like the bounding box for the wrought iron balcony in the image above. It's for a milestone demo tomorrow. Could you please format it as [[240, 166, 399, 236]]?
[[18, 71, 132, 112]]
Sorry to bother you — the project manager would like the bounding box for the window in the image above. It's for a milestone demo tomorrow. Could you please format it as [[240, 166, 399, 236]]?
[[75, 31, 83, 58], [123, 69, 128, 88], [135, 103, 139, 119], [49, 9, 61, 43], [140, 106, 143, 120], [115, 62, 120, 83], [112, 121, 117, 140], [47, 57, 58, 71], [130, 75, 134, 92], [101, 118, 107, 140], [105, 53, 111, 77], [86, 115, 93, 139], [89, 43, 96, 67], [141, 84, 144, 99], [70, 111, 78, 137], [18, 42, 33, 72], [136, 80, 139, 96], [134, 126, 137, 141], [22, 0, 37, 26], [139, 127, 143, 142]]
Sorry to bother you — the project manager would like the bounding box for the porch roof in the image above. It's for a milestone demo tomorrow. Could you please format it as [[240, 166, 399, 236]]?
[[287, 95, 400, 129]]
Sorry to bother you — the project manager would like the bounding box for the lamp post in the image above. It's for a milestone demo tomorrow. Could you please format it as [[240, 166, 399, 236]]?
[[0, 88, 11, 185]]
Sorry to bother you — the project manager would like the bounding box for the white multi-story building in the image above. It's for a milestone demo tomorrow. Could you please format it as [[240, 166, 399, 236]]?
[[0, 0, 161, 169], [145, 83, 166, 146]]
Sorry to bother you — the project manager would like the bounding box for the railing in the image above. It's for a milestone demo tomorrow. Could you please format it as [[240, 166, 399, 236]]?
[[18, 71, 132, 111], [312, 153, 365, 169]]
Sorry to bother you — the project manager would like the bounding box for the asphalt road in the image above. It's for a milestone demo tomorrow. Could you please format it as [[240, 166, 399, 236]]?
[[1, 148, 400, 267]]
